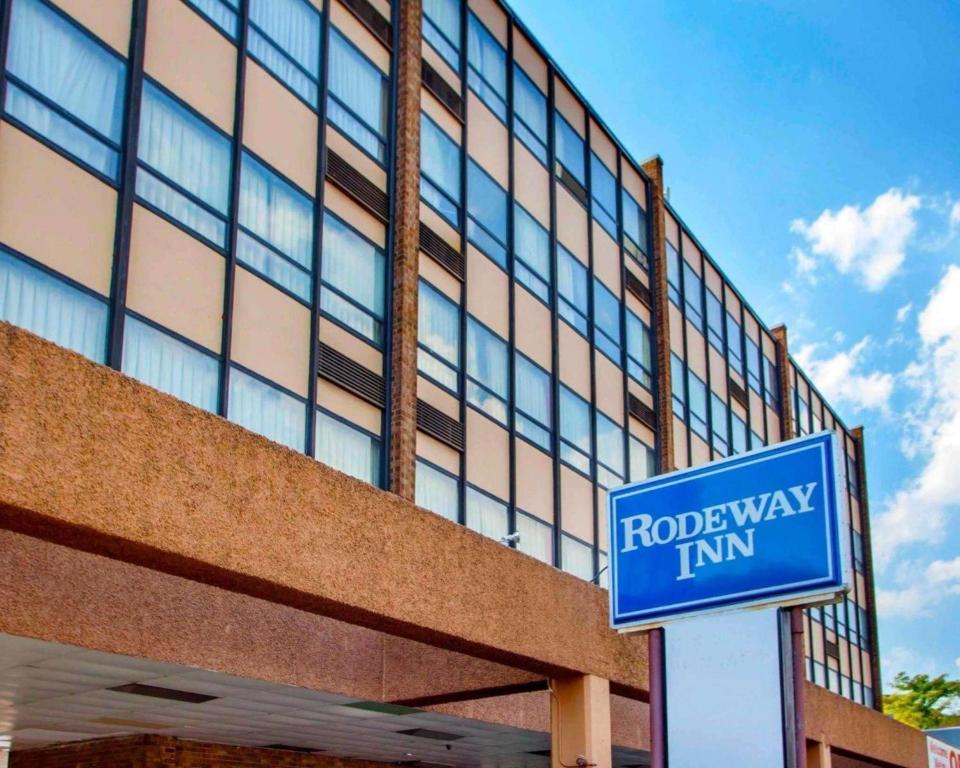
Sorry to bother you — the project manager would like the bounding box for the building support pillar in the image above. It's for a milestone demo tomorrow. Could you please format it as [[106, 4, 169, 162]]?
[[387, 0, 422, 501], [549, 675, 612, 768], [806, 739, 832, 768]]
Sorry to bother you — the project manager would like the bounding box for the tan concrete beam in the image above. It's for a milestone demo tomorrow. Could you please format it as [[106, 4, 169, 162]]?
[[0, 324, 648, 694], [550, 675, 612, 768]]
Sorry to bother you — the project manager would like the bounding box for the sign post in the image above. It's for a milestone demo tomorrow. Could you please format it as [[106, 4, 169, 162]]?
[[608, 432, 849, 767]]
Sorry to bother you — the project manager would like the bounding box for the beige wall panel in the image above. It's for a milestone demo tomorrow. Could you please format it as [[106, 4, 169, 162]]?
[[673, 418, 688, 470], [861, 651, 872, 686], [52, 0, 131, 54], [704, 260, 722, 295], [127, 205, 224, 352], [595, 353, 624, 425], [515, 439, 553, 524], [244, 62, 318, 195], [469, 0, 507, 44], [597, 489, 608, 552], [558, 321, 590, 398], [0, 125, 115, 295], [319, 317, 383, 375], [514, 140, 550, 224], [762, 331, 776, 361], [422, 41, 461, 93], [681, 232, 701, 273], [628, 418, 656, 447], [686, 323, 707, 379], [421, 88, 462, 142], [590, 120, 617, 172], [467, 244, 509, 339], [420, 200, 461, 251], [419, 251, 461, 303], [326, 126, 387, 189], [417, 375, 460, 419], [513, 30, 547, 88], [331, 1, 389, 73], [317, 379, 381, 434], [839, 639, 850, 675], [628, 380, 654, 410], [592, 222, 621, 295], [766, 408, 781, 443], [515, 287, 551, 370], [417, 431, 460, 475], [730, 397, 746, 422], [749, 390, 764, 434], [145, 0, 236, 132], [556, 186, 588, 258], [231, 268, 311, 397], [554, 79, 584, 135], [466, 409, 510, 500], [325, 184, 386, 248], [668, 304, 684, 354], [725, 287, 742, 318], [367, 0, 390, 20], [467, 92, 509, 188], [812, 624, 824, 659], [690, 435, 710, 467], [744, 312, 760, 340], [708, 349, 727, 399], [560, 466, 593, 543], [621, 163, 646, 208], [665, 213, 680, 248]]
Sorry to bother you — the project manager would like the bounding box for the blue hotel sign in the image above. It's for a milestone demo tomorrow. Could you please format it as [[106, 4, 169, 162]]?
[[608, 432, 848, 631]]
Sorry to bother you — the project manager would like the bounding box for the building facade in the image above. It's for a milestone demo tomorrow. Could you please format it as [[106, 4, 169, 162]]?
[[0, 0, 903, 765]]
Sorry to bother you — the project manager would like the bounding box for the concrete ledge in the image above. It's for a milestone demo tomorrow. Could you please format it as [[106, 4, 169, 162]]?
[[0, 323, 648, 694]]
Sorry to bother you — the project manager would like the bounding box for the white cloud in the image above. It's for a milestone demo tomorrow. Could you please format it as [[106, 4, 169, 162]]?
[[896, 302, 913, 323], [873, 265, 960, 566], [951, 201, 960, 228], [790, 188, 921, 291], [882, 645, 937, 684], [877, 556, 960, 618], [793, 337, 894, 414]]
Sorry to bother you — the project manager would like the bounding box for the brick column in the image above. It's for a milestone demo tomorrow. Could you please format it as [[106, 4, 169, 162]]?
[[641, 156, 674, 474], [853, 425, 883, 708], [388, 0, 422, 502], [771, 324, 794, 441]]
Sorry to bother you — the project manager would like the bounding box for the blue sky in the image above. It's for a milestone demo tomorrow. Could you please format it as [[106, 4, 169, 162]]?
[[507, 0, 960, 683]]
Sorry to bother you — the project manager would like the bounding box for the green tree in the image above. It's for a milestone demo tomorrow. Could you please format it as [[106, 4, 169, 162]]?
[[883, 672, 960, 729]]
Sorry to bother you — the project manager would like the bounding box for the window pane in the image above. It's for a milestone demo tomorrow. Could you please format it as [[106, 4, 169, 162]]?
[[416, 460, 459, 522], [706, 289, 723, 350], [6, 0, 125, 177], [229, 367, 306, 451], [562, 534, 593, 581], [467, 159, 507, 266], [558, 246, 588, 332], [516, 353, 551, 450], [622, 189, 647, 259], [731, 413, 747, 454], [466, 487, 508, 541], [0, 249, 107, 362], [467, 12, 506, 120], [711, 393, 728, 454], [418, 280, 460, 376], [671, 354, 685, 418], [186, 0, 239, 38], [764, 357, 779, 407], [328, 28, 387, 161], [726, 312, 743, 371], [596, 411, 624, 476], [138, 82, 231, 244], [593, 278, 621, 360], [666, 242, 681, 305], [420, 113, 461, 223], [513, 66, 546, 161], [626, 311, 652, 388], [629, 436, 655, 482], [248, 0, 321, 105], [238, 153, 314, 300], [687, 370, 708, 439], [423, 0, 460, 69], [683, 262, 703, 329], [321, 214, 385, 343], [555, 113, 584, 183], [515, 204, 550, 283], [122, 316, 219, 412], [466, 317, 507, 422], [516, 512, 552, 564], [316, 410, 380, 484], [560, 385, 591, 455], [745, 336, 762, 392], [590, 154, 617, 237]]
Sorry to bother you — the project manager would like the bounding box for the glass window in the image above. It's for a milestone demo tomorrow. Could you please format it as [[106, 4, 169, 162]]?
[[5, 0, 126, 179], [796, 395, 809, 435], [666, 242, 681, 305], [629, 436, 655, 482], [726, 312, 744, 373], [683, 262, 704, 331], [423, 0, 460, 70], [852, 530, 865, 574], [670, 354, 685, 418], [137, 82, 232, 247], [466, 317, 508, 424], [515, 205, 551, 302], [764, 357, 779, 408], [467, 159, 507, 267], [745, 336, 762, 393], [515, 353, 551, 450], [328, 28, 388, 162], [418, 280, 460, 391], [590, 154, 617, 238], [593, 278, 621, 362], [731, 412, 748, 454], [687, 370, 708, 440], [847, 452, 860, 499], [516, 511, 552, 564], [626, 311, 652, 388], [420, 112, 461, 226], [466, 486, 508, 541], [555, 112, 585, 185], [596, 410, 624, 488], [416, 460, 459, 522], [706, 289, 723, 351], [711, 393, 728, 456], [0, 248, 108, 362], [467, 12, 505, 120], [248, 0, 321, 106], [557, 246, 588, 334], [321, 214, 385, 344], [751, 431, 765, 449], [229, 366, 306, 451], [122, 315, 220, 413], [559, 385, 591, 474], [513, 66, 546, 163], [622, 189, 648, 267], [562, 534, 593, 581], [315, 410, 380, 484], [238, 152, 314, 301], [186, 0, 239, 38]]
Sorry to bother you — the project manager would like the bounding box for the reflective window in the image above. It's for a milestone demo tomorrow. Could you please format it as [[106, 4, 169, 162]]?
[[670, 354, 685, 418], [745, 335, 762, 393], [418, 280, 461, 391], [557, 246, 587, 334], [764, 357, 779, 408], [622, 189, 648, 267], [590, 153, 617, 238], [416, 459, 459, 522], [186, 0, 239, 38], [513, 66, 546, 163], [626, 311, 652, 388], [687, 370, 708, 440], [229, 366, 306, 451], [666, 241, 681, 305], [467, 12, 506, 120], [423, 0, 460, 70], [321, 213, 385, 344], [466, 486, 508, 541], [328, 28, 389, 162], [466, 317, 508, 423], [559, 385, 591, 474], [555, 112, 585, 184], [726, 312, 744, 374], [593, 278, 622, 362], [515, 353, 551, 450], [706, 288, 723, 351], [731, 412, 748, 454], [420, 113, 461, 225], [467, 159, 507, 267], [316, 410, 380, 484], [248, 0, 322, 106], [596, 410, 624, 488], [683, 262, 704, 331], [5, 0, 126, 179], [711, 393, 728, 456], [629, 436, 655, 482], [515, 205, 551, 301], [562, 534, 594, 581], [516, 511, 552, 564]]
